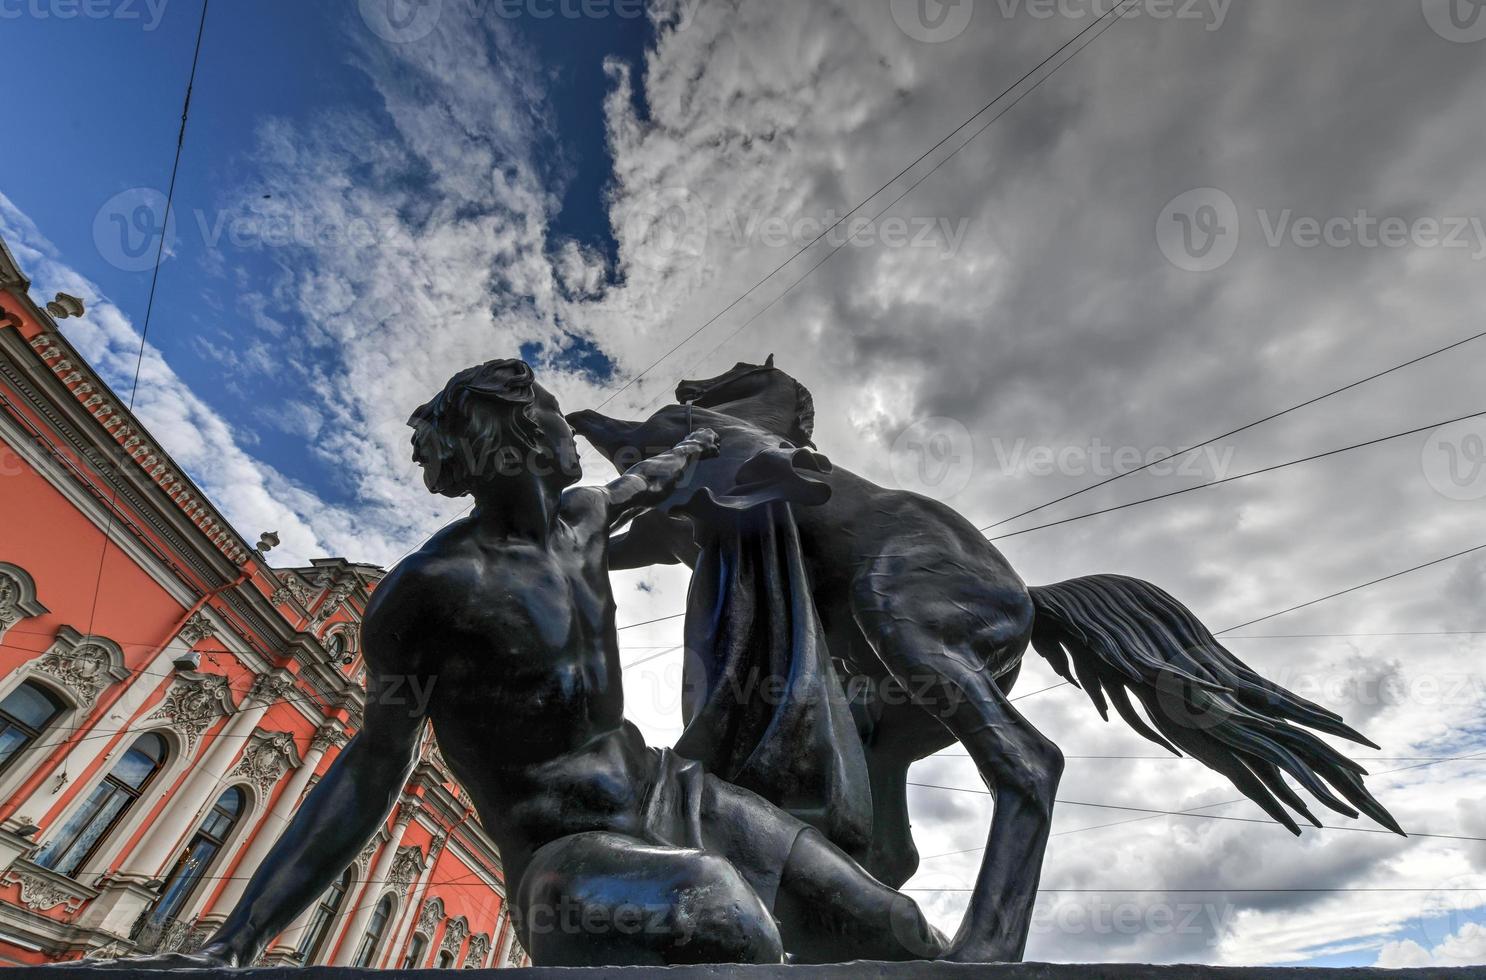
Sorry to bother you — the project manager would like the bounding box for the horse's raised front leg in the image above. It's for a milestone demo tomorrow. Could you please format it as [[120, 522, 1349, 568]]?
[[607, 512, 697, 571], [852, 682, 956, 888], [851, 564, 1059, 963]]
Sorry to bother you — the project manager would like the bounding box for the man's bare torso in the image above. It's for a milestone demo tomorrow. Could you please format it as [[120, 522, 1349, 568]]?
[[360, 488, 654, 891]]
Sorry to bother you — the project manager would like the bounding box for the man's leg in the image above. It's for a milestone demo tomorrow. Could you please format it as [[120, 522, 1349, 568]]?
[[773, 827, 945, 963], [515, 832, 785, 967]]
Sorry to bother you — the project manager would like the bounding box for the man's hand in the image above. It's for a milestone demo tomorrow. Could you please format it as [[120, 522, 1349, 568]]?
[[678, 428, 721, 459]]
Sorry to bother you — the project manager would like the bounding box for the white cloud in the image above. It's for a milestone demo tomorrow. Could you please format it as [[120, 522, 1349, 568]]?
[[0, 191, 361, 567], [1377, 922, 1486, 968]]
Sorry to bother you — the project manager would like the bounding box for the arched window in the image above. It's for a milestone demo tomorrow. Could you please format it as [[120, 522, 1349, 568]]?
[[436, 949, 455, 968], [0, 681, 65, 776], [325, 631, 346, 662], [402, 932, 429, 969], [353, 895, 394, 968], [33, 732, 167, 877], [135, 787, 245, 948], [297, 867, 353, 964]]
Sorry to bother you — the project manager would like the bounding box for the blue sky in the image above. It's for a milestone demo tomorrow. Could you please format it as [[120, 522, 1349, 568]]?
[[3, 1, 1485, 968], [1, 1, 641, 510]]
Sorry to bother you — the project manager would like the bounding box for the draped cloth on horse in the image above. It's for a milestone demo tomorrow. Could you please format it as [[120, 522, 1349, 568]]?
[[665, 446, 873, 856]]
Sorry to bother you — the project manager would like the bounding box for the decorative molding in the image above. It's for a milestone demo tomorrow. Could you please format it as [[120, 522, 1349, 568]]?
[[26, 333, 252, 567], [274, 573, 312, 608], [465, 932, 490, 967], [426, 737, 448, 775], [144, 916, 208, 955], [0, 240, 31, 287], [1, 863, 93, 913], [322, 624, 359, 658], [308, 576, 357, 631], [383, 794, 422, 836], [46, 292, 85, 320], [145, 673, 235, 753], [505, 932, 526, 966], [0, 560, 48, 641], [184, 921, 214, 953], [176, 612, 215, 647], [439, 915, 469, 957], [30, 625, 129, 710], [246, 671, 296, 707], [355, 830, 386, 874], [310, 726, 348, 755], [387, 845, 424, 894], [85, 939, 134, 960], [229, 730, 301, 798], [417, 896, 444, 935]]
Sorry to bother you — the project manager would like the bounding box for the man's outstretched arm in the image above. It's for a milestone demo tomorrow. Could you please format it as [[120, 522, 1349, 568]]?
[[196, 678, 424, 965], [599, 428, 719, 529], [134, 577, 434, 969], [98, 679, 424, 972]]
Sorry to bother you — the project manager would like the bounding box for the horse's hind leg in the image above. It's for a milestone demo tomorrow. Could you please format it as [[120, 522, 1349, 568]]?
[[852, 569, 1060, 963]]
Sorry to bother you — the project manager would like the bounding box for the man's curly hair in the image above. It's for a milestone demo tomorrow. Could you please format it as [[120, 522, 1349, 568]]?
[[408, 359, 544, 497]]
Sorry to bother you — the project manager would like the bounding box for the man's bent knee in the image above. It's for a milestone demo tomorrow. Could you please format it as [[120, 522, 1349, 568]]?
[[516, 832, 784, 967]]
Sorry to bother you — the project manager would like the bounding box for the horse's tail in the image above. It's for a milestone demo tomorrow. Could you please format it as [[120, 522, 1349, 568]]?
[[1027, 574, 1404, 836]]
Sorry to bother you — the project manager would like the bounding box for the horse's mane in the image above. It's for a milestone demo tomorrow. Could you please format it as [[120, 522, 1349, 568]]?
[[787, 376, 816, 448], [754, 354, 816, 447], [682, 356, 817, 448]]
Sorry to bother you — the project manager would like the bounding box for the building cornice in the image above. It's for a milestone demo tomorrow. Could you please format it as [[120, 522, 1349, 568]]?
[[18, 327, 254, 568], [0, 238, 30, 291], [0, 345, 287, 663]]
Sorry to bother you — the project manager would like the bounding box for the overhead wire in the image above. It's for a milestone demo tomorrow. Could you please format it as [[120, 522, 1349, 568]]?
[[595, 0, 1140, 412]]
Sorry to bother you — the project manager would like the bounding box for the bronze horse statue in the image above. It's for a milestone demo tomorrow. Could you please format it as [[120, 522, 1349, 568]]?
[[568, 357, 1402, 962]]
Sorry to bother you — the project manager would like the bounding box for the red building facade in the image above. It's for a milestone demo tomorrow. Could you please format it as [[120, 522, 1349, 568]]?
[[0, 235, 526, 967]]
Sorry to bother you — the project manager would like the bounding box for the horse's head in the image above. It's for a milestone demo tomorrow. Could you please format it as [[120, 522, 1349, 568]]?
[[675, 355, 778, 407], [568, 354, 818, 474], [675, 354, 815, 448]]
